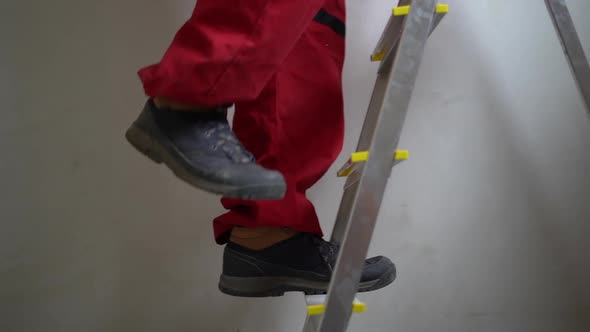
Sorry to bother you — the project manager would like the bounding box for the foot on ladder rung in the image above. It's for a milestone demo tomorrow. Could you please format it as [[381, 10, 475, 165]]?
[[337, 149, 409, 177]]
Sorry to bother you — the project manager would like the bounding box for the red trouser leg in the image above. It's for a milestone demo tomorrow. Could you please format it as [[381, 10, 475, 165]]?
[[213, 2, 347, 244], [138, 0, 325, 106]]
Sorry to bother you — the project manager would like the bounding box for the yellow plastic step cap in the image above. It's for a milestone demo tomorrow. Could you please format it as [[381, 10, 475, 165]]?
[[393, 4, 449, 17], [307, 301, 367, 316]]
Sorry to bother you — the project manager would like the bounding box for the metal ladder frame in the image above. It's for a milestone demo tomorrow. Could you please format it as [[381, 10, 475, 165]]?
[[545, 0, 590, 114], [301, 1, 590, 332], [303, 1, 444, 331]]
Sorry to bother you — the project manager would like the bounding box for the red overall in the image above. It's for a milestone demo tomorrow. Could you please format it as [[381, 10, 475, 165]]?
[[138, 0, 346, 244]]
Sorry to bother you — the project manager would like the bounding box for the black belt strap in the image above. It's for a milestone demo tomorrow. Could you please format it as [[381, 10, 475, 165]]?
[[313, 9, 345, 37]]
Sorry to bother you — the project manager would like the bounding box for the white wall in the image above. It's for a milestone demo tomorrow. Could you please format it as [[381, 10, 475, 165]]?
[[1, 0, 589, 331]]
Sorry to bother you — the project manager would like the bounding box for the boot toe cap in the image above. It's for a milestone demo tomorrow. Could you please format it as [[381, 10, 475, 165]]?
[[361, 256, 396, 282]]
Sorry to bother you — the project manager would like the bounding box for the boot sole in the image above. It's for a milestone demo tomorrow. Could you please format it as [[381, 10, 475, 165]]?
[[125, 124, 286, 200], [218, 265, 396, 297]]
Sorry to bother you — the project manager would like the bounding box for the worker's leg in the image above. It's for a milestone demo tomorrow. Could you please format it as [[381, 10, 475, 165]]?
[[126, 0, 326, 199], [215, 1, 396, 297], [139, 0, 326, 106], [212, 4, 348, 245]]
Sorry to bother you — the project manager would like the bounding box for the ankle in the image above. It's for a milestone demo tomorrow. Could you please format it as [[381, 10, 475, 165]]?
[[229, 226, 299, 250]]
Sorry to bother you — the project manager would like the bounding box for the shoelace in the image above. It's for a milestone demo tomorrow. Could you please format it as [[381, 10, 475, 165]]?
[[206, 122, 255, 164], [311, 235, 340, 267]]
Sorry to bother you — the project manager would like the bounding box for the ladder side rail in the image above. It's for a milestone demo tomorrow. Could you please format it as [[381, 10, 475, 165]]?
[[317, 1, 438, 331], [545, 0, 590, 114], [302, 314, 321, 332]]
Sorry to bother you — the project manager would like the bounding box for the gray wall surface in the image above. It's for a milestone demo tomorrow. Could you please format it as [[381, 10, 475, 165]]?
[[1, 0, 589, 331]]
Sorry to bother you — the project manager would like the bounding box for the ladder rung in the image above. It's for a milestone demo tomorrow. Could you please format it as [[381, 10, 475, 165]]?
[[352, 149, 409, 163], [307, 301, 366, 316], [394, 4, 449, 16], [337, 149, 409, 177]]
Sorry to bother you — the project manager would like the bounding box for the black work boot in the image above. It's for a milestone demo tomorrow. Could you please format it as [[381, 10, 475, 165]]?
[[125, 100, 286, 200], [219, 233, 396, 297]]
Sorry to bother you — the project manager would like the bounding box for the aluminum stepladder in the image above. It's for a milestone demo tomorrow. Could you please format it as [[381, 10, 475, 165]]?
[[545, 0, 590, 115], [302, 1, 448, 331], [300, 1, 590, 331]]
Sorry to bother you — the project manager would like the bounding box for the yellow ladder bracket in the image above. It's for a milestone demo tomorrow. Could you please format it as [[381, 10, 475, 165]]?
[[306, 296, 367, 316], [394, 3, 449, 16], [337, 149, 409, 177]]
